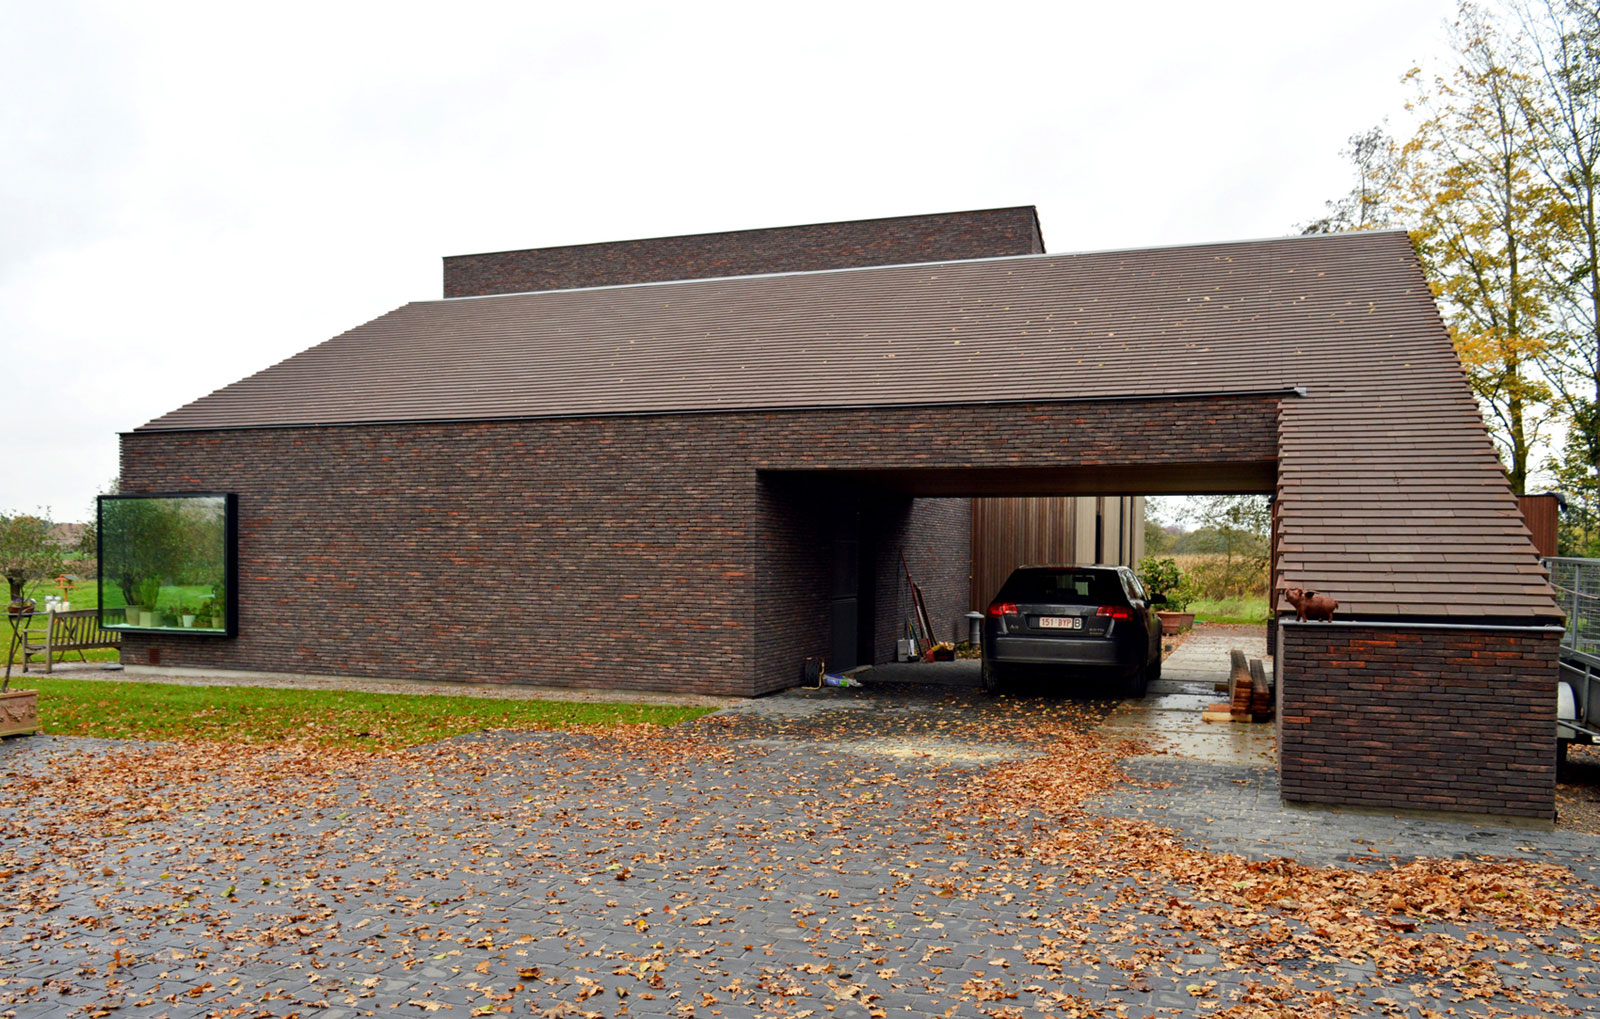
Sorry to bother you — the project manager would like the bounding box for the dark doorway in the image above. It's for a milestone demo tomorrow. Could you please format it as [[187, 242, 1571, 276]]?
[[829, 494, 861, 671]]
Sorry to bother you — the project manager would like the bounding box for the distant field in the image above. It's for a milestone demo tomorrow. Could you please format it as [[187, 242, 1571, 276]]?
[[1166, 553, 1269, 602], [1186, 596, 1271, 625]]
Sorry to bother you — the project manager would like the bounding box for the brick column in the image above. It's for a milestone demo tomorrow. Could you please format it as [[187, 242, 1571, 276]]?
[[1277, 621, 1560, 819]]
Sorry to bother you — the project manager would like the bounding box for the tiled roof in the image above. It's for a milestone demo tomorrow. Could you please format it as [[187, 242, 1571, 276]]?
[[138, 230, 1559, 622]]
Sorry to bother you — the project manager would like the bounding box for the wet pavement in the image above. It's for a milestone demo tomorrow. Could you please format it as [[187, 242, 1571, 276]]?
[[1, 639, 1597, 1018], [1097, 625, 1276, 766]]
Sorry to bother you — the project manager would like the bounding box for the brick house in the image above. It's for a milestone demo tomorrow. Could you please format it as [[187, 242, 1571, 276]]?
[[115, 209, 1563, 818]]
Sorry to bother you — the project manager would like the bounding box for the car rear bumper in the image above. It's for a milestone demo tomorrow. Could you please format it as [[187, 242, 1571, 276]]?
[[987, 636, 1130, 670]]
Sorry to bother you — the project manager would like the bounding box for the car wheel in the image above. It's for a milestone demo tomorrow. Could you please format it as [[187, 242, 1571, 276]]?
[[1122, 663, 1149, 699], [981, 658, 1004, 695], [1149, 655, 1162, 683]]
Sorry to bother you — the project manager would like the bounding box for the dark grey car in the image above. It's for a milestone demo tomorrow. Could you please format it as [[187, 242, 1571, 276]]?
[[980, 565, 1163, 697]]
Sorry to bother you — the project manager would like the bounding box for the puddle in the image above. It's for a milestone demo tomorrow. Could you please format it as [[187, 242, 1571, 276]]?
[[827, 736, 1039, 764], [745, 735, 1039, 766]]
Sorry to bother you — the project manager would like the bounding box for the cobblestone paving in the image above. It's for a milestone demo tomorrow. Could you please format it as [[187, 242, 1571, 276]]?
[[1, 678, 1596, 1018], [1095, 757, 1600, 881]]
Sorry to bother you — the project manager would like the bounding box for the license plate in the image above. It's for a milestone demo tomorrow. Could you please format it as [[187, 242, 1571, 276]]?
[[1038, 616, 1082, 629]]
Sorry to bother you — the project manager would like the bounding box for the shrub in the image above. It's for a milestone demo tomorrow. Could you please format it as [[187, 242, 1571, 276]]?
[[1137, 556, 1193, 611]]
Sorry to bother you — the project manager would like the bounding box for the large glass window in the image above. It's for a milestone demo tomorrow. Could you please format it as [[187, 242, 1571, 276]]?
[[98, 494, 235, 635]]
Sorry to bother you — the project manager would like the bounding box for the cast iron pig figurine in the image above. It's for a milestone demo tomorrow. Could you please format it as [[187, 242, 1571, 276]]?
[[1283, 587, 1337, 622]]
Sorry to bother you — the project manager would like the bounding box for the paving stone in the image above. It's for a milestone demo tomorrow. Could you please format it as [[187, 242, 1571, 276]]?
[[3, 669, 1597, 1017]]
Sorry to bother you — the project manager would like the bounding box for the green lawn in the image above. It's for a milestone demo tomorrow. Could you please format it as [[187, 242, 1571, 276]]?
[[14, 571, 99, 610], [1187, 596, 1271, 625], [7, 677, 715, 749], [32, 572, 213, 619]]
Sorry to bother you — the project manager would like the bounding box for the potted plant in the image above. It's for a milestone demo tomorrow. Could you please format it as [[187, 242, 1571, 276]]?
[[180, 602, 196, 628], [0, 663, 38, 738], [0, 593, 38, 733], [136, 577, 162, 628], [1138, 556, 1196, 635], [194, 593, 221, 630]]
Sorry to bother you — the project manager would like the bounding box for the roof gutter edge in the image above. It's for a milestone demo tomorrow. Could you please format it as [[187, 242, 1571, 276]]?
[[123, 386, 1307, 437]]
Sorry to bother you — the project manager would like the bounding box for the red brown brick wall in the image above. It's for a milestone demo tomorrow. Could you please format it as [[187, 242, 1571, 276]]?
[[120, 418, 759, 694], [443, 208, 1045, 297], [908, 497, 974, 645], [118, 394, 1278, 696], [753, 475, 834, 695], [1277, 622, 1558, 819], [871, 497, 972, 664]]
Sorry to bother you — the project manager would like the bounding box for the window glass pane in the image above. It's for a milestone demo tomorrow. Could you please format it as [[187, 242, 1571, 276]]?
[[1120, 569, 1145, 601], [999, 569, 1121, 604], [99, 495, 231, 633], [1130, 574, 1147, 600]]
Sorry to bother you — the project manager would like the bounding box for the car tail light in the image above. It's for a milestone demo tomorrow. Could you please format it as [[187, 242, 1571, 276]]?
[[1096, 605, 1132, 621], [987, 602, 1019, 618]]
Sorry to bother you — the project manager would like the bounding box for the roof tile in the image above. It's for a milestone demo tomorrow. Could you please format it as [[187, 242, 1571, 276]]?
[[135, 229, 1559, 622]]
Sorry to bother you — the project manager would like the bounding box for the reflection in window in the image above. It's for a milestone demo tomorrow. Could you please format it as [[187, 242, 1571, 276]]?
[[98, 495, 234, 634]]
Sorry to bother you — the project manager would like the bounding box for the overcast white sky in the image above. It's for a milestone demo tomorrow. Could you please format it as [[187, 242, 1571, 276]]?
[[2, 0, 1462, 520]]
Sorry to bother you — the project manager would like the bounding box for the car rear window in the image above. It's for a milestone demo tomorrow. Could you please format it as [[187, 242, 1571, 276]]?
[[999, 569, 1124, 605]]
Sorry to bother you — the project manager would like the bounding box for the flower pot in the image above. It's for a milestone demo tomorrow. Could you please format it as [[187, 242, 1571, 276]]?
[[141, 610, 162, 628], [121, 605, 142, 626], [1157, 611, 1195, 635], [0, 689, 39, 737], [182, 615, 196, 627]]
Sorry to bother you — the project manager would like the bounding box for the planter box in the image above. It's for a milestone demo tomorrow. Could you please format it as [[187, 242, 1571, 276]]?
[[0, 689, 39, 737], [1157, 611, 1195, 636]]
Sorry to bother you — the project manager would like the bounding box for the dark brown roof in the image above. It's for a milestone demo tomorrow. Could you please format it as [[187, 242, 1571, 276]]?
[[138, 229, 1559, 622], [442, 206, 1045, 297]]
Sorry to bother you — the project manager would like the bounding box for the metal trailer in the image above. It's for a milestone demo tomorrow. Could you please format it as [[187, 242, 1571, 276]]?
[[1542, 557, 1600, 763]]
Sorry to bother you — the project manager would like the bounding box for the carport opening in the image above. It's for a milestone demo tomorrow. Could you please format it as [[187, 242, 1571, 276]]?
[[758, 467, 1277, 690]]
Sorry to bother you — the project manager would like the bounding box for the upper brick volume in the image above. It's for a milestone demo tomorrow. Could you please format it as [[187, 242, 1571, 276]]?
[[441, 207, 1046, 297]]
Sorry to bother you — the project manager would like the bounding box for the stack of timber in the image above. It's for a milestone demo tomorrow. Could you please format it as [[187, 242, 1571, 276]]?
[[1202, 649, 1274, 723]]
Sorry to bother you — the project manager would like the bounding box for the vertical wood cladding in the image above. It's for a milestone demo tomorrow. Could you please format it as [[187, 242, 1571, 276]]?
[[1277, 622, 1558, 819], [119, 395, 1278, 697], [969, 496, 1145, 609], [1515, 494, 1559, 559], [443, 208, 1045, 298]]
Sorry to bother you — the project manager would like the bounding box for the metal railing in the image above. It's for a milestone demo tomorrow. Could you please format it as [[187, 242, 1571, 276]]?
[[1542, 557, 1600, 656]]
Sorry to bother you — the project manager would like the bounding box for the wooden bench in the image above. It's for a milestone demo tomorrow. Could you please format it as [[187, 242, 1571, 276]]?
[[19, 609, 122, 673]]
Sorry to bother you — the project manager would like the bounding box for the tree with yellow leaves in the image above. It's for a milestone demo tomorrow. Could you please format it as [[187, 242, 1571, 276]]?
[[1517, 0, 1600, 481], [1395, 1, 1563, 494]]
